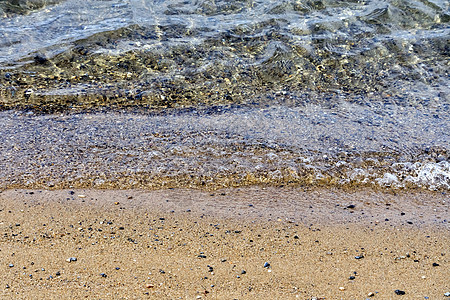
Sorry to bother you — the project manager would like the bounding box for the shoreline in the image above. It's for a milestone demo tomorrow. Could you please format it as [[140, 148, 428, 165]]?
[[0, 187, 449, 299]]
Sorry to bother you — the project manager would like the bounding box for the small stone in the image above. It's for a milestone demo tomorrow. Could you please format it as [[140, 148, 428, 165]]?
[[347, 204, 356, 209], [432, 262, 439, 267], [66, 257, 77, 262], [77, 195, 86, 198], [355, 255, 364, 259], [198, 255, 207, 259], [394, 289, 406, 295], [55, 271, 61, 276], [349, 276, 355, 280], [444, 292, 450, 297], [146, 284, 154, 288], [263, 262, 270, 268], [368, 292, 375, 297], [8, 264, 14, 268], [241, 270, 246, 274], [339, 287, 345, 291], [114, 202, 120, 205], [100, 273, 107, 277]]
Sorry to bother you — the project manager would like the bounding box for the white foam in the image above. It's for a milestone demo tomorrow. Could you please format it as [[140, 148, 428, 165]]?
[[405, 161, 450, 190]]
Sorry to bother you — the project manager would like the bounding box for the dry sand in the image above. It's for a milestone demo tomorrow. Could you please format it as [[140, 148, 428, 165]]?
[[0, 187, 448, 299]]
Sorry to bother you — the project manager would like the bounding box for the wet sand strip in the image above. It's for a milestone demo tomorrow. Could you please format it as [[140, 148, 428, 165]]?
[[0, 187, 448, 299]]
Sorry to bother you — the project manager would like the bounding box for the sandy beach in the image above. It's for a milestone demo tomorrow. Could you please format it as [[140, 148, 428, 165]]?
[[0, 187, 448, 299]]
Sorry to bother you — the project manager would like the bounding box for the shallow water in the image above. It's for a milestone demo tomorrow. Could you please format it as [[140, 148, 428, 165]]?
[[0, 0, 449, 190]]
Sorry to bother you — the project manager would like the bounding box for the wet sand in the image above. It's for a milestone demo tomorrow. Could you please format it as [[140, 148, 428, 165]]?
[[0, 187, 448, 299]]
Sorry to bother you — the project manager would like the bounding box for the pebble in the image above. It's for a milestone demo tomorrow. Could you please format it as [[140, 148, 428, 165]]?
[[339, 287, 345, 291], [66, 257, 77, 262], [349, 276, 355, 280], [77, 195, 86, 198], [367, 292, 375, 297], [444, 292, 450, 297], [432, 263, 439, 267], [8, 264, 14, 268], [355, 255, 364, 259], [394, 289, 406, 295], [263, 262, 270, 268]]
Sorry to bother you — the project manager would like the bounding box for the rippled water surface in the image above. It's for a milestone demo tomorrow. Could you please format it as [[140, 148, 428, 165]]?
[[0, 0, 449, 190]]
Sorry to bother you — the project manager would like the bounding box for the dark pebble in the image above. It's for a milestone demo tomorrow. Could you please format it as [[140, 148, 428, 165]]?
[[355, 255, 364, 259], [55, 271, 61, 276], [100, 273, 107, 277], [115, 267, 120, 270], [432, 263, 439, 267], [263, 262, 270, 268], [8, 264, 14, 268], [198, 255, 207, 258], [349, 276, 355, 280], [347, 204, 356, 209], [394, 290, 406, 295], [241, 270, 246, 274]]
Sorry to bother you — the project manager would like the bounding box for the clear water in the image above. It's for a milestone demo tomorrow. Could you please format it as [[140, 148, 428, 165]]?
[[0, 0, 449, 190]]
